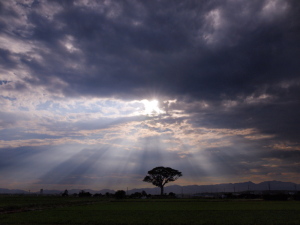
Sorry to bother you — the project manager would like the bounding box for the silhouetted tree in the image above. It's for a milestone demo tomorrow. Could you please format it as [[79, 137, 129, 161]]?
[[169, 192, 176, 197], [294, 191, 300, 201], [130, 192, 143, 199], [115, 190, 126, 199], [93, 193, 103, 197], [143, 166, 182, 195], [78, 190, 92, 197], [105, 192, 114, 198], [62, 189, 69, 197], [141, 190, 147, 197]]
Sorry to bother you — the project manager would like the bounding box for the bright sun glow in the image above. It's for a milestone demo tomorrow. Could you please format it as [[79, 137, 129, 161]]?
[[142, 99, 162, 115]]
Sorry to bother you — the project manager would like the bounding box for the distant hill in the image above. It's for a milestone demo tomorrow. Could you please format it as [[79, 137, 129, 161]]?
[[111, 180, 299, 195], [0, 181, 299, 195], [0, 188, 28, 194]]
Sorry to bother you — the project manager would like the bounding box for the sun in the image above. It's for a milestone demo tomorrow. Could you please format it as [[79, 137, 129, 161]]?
[[142, 99, 162, 115]]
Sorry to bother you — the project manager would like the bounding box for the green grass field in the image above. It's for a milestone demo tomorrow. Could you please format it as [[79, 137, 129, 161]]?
[[1, 196, 300, 224]]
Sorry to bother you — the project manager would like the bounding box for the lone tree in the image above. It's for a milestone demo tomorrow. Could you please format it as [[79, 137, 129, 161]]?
[[143, 166, 182, 195]]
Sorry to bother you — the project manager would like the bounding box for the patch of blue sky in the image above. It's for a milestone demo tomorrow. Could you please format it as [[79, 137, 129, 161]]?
[[33, 99, 150, 126], [0, 128, 62, 141], [0, 95, 16, 101], [0, 80, 11, 85], [36, 101, 94, 115], [35, 99, 134, 116], [18, 106, 29, 111], [36, 101, 53, 110]]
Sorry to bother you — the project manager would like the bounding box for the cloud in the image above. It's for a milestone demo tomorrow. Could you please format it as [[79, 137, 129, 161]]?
[[0, 0, 300, 190], [1, 1, 299, 102]]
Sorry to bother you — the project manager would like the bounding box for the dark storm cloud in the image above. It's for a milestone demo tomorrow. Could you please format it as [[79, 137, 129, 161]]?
[[56, 2, 300, 97], [1, 0, 299, 99], [185, 99, 300, 142], [0, 49, 17, 69]]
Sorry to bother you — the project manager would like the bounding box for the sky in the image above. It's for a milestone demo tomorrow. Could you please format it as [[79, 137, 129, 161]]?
[[1, 0, 300, 192]]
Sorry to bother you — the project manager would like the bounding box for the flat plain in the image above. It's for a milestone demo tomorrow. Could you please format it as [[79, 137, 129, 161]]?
[[1, 196, 300, 225]]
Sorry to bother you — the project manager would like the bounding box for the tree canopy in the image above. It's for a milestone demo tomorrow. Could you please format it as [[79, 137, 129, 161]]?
[[143, 166, 182, 195], [115, 190, 126, 199]]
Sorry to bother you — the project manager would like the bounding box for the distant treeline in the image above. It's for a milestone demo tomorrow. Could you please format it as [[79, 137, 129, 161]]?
[[61, 189, 177, 199], [59, 189, 300, 201]]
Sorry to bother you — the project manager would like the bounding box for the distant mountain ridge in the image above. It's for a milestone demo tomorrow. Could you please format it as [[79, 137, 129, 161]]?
[[0, 181, 299, 195], [128, 181, 299, 195]]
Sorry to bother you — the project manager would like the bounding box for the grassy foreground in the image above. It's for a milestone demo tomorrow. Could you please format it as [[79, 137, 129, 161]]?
[[1, 196, 300, 224]]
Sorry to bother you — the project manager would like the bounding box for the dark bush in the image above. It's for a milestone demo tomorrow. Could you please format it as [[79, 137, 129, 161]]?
[[168, 192, 176, 198], [263, 193, 288, 201], [115, 190, 126, 199], [130, 192, 143, 199], [78, 190, 92, 197], [294, 192, 300, 200], [61, 189, 69, 197], [93, 193, 103, 197]]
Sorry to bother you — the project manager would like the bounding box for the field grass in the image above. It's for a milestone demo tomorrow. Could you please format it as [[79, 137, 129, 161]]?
[[0, 195, 99, 213], [1, 196, 300, 224]]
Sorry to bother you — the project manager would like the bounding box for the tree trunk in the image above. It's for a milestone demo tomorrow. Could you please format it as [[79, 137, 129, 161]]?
[[160, 186, 164, 195]]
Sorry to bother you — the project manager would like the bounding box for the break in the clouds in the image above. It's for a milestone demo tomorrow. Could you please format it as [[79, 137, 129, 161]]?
[[1, 0, 300, 191]]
